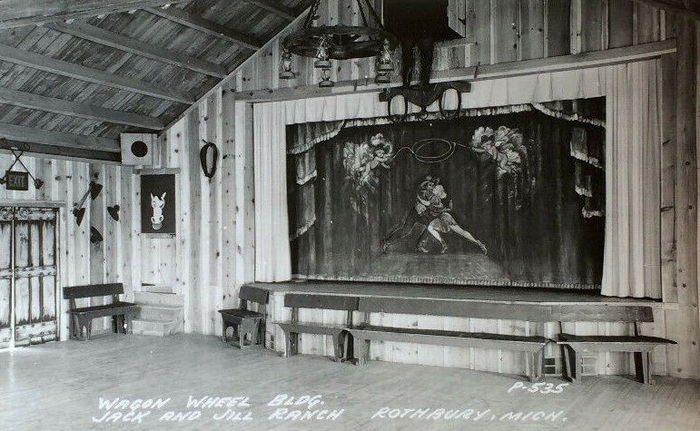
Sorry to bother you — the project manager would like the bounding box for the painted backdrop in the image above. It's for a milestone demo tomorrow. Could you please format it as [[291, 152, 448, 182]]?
[[288, 100, 606, 288]]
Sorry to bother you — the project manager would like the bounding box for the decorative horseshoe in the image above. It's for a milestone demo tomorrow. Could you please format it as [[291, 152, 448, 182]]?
[[200, 140, 219, 183]]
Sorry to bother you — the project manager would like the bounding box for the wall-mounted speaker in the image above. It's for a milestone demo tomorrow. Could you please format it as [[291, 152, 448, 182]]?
[[120, 133, 155, 166]]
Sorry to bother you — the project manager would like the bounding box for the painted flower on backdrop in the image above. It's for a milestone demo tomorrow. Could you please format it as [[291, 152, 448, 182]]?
[[471, 126, 527, 177], [343, 133, 394, 215]]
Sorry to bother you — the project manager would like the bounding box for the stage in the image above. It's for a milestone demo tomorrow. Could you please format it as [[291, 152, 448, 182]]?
[[250, 280, 660, 306]]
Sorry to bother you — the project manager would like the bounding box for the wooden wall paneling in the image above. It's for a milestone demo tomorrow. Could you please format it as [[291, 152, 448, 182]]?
[[668, 18, 699, 379], [129, 173, 142, 296], [569, 0, 582, 54], [466, 0, 491, 66], [634, 1, 661, 44], [518, 0, 545, 61], [580, 0, 605, 52], [168, 122, 186, 302], [608, 0, 634, 48], [88, 164, 105, 330], [661, 53, 678, 304], [545, 0, 571, 57], [118, 167, 133, 300], [233, 102, 255, 299], [490, 0, 519, 64], [220, 88, 237, 310], [186, 107, 202, 334]]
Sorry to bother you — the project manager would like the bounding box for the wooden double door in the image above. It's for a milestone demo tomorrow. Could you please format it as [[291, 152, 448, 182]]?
[[0, 206, 58, 348]]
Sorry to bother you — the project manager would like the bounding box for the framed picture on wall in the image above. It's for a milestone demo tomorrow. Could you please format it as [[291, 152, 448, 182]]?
[[140, 173, 176, 235]]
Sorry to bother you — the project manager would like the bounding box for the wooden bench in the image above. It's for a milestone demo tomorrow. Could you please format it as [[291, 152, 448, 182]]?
[[277, 294, 359, 361], [349, 297, 551, 382], [218, 285, 269, 348], [64, 283, 139, 341], [556, 307, 676, 384]]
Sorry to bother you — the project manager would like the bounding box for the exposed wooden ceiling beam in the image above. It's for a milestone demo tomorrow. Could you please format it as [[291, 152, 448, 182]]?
[[0, 43, 195, 104], [145, 6, 263, 51], [0, 0, 185, 30], [47, 22, 227, 79], [245, 0, 297, 21], [0, 87, 164, 130], [0, 139, 120, 163], [630, 0, 700, 20], [0, 123, 120, 152]]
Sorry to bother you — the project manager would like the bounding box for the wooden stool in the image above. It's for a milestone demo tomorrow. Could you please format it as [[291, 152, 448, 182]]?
[[219, 309, 264, 348]]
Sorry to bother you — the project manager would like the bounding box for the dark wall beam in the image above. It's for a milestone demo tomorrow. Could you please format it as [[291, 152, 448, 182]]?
[[145, 6, 263, 50], [0, 123, 120, 152], [0, 0, 184, 29], [0, 43, 195, 104], [0, 139, 120, 163], [0, 87, 164, 130], [245, 0, 297, 21], [47, 22, 227, 79]]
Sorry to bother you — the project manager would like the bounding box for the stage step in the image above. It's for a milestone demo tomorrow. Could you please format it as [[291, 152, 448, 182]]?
[[137, 304, 183, 322], [141, 284, 175, 294], [134, 291, 183, 307], [132, 318, 181, 337]]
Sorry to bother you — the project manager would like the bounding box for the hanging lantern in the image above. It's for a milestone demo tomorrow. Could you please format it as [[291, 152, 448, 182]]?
[[283, 0, 397, 85], [376, 39, 395, 72], [314, 35, 332, 69], [279, 47, 296, 79], [319, 68, 334, 87]]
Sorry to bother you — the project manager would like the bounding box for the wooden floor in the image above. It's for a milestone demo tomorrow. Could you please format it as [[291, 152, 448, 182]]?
[[2, 335, 699, 431]]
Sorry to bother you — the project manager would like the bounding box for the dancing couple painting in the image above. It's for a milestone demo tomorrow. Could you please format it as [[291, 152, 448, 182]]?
[[382, 175, 488, 255]]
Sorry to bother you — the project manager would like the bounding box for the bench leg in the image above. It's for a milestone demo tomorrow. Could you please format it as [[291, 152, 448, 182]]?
[[331, 332, 344, 362], [354, 338, 370, 366], [562, 345, 580, 384], [124, 315, 132, 334], [283, 330, 298, 358], [634, 351, 653, 385]]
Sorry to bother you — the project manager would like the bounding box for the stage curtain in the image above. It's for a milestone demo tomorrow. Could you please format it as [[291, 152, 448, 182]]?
[[602, 61, 661, 298], [253, 103, 292, 282]]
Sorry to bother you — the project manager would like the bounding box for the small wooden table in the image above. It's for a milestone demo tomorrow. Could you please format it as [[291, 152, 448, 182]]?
[[557, 333, 676, 384], [219, 309, 264, 348]]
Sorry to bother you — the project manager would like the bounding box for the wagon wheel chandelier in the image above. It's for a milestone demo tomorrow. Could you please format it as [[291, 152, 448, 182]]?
[[280, 0, 398, 87]]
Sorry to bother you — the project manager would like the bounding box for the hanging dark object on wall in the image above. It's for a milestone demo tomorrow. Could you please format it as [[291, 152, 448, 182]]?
[[0, 146, 44, 190], [140, 174, 176, 235], [107, 205, 120, 221], [72, 181, 103, 226], [90, 226, 103, 244], [200, 140, 219, 183], [280, 0, 397, 87]]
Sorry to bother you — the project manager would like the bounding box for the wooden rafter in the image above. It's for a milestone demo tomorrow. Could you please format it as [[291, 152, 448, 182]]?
[[0, 139, 120, 163], [145, 6, 263, 51], [629, 0, 700, 20], [0, 0, 185, 29], [245, 0, 297, 21], [47, 22, 227, 79], [0, 87, 164, 130], [0, 123, 120, 152], [0, 44, 195, 104]]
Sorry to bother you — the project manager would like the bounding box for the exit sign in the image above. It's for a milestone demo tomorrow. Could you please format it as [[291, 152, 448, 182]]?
[[5, 171, 29, 191]]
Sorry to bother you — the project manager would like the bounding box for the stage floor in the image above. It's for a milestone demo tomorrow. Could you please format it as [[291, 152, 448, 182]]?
[[2, 334, 698, 431], [251, 280, 659, 306]]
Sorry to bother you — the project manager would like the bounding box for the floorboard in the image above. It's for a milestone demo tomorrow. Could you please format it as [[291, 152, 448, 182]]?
[[1, 334, 698, 430]]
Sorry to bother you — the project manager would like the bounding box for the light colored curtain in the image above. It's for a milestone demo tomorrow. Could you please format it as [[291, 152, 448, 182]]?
[[253, 103, 291, 282], [602, 60, 661, 298]]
